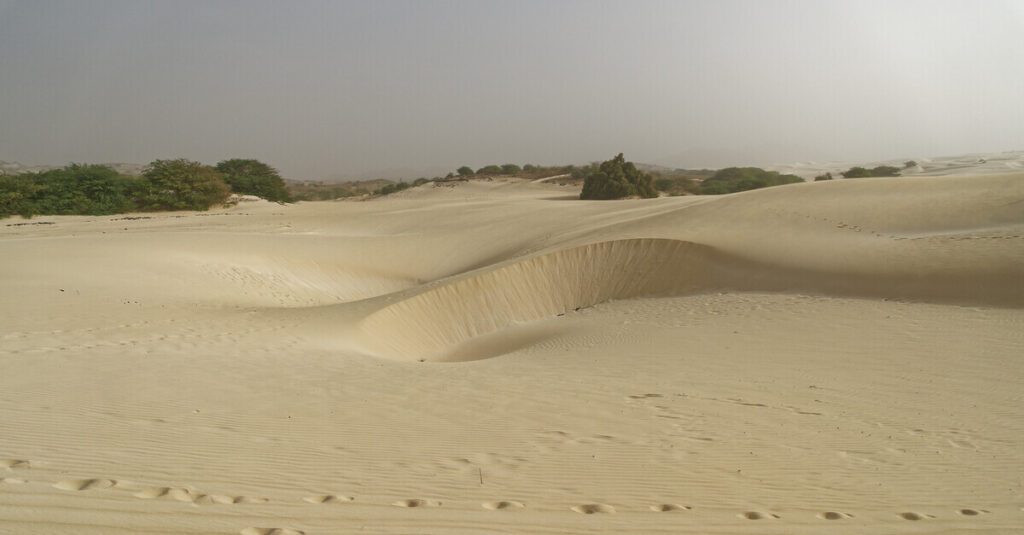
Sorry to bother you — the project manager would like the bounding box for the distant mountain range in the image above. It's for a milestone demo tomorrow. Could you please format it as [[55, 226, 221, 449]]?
[[0, 161, 146, 177]]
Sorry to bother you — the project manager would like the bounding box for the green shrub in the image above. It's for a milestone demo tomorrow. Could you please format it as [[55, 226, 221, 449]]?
[[476, 165, 502, 175], [0, 174, 45, 218], [904, 160, 917, 169], [814, 172, 833, 181], [841, 166, 873, 178], [457, 166, 474, 176], [32, 164, 137, 215], [215, 158, 291, 202], [871, 165, 901, 177], [841, 165, 900, 178], [699, 167, 803, 194], [500, 163, 521, 175], [136, 159, 231, 211], [580, 153, 657, 200]]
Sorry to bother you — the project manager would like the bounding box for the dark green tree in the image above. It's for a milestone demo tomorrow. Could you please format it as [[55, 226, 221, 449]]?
[[476, 164, 502, 175], [699, 167, 803, 194], [870, 165, 901, 177], [580, 153, 657, 200], [214, 159, 291, 202], [500, 163, 521, 175], [457, 166, 474, 176], [841, 166, 873, 178], [0, 174, 45, 218], [136, 159, 231, 211], [28, 164, 136, 215]]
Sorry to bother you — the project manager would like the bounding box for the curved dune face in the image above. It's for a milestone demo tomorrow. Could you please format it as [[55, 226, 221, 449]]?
[[358, 239, 720, 361]]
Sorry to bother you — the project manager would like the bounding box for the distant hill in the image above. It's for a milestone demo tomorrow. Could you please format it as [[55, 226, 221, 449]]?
[[1, 160, 146, 177]]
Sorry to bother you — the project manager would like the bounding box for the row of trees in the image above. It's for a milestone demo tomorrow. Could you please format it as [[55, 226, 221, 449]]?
[[1, 158, 289, 219], [580, 155, 804, 199]]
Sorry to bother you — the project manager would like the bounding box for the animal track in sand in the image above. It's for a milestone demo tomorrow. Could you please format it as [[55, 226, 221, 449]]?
[[898, 512, 934, 521], [819, 511, 854, 520], [482, 500, 525, 510], [303, 494, 354, 504], [572, 503, 615, 514], [53, 478, 117, 491], [740, 511, 780, 520], [393, 498, 441, 508], [627, 393, 663, 399], [650, 503, 690, 512], [0, 459, 30, 469], [957, 508, 988, 516], [240, 528, 304, 535]]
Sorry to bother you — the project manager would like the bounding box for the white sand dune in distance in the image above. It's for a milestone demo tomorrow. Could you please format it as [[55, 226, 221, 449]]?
[[1, 171, 1022, 534]]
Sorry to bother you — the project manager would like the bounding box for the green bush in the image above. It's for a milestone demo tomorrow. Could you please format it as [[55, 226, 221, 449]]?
[[871, 165, 901, 177], [476, 164, 502, 175], [0, 174, 45, 218], [904, 160, 917, 169], [700, 167, 803, 194], [814, 172, 833, 181], [840, 166, 873, 178], [33, 164, 137, 215], [215, 158, 291, 202], [457, 166, 474, 176], [500, 163, 521, 175], [841, 165, 900, 178], [580, 153, 657, 200], [0, 164, 139, 218], [136, 159, 231, 211]]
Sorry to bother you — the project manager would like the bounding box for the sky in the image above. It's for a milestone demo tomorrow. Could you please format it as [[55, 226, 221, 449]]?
[[1, 0, 1022, 180]]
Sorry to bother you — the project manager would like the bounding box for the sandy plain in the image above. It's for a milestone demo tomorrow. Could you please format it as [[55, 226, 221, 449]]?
[[1, 170, 1022, 534]]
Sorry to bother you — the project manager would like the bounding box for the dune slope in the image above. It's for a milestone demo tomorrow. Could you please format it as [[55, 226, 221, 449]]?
[[1, 172, 1022, 534]]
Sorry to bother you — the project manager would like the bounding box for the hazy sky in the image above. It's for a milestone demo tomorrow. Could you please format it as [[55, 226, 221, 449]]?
[[1, 1, 1022, 179]]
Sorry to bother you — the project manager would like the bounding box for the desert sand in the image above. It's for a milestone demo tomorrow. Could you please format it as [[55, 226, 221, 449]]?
[[1, 171, 1023, 534]]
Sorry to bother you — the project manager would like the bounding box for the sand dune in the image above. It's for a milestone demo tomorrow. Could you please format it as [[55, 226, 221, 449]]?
[[1, 171, 1022, 533]]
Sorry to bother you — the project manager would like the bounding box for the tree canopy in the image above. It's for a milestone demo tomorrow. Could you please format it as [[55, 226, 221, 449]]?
[[215, 158, 291, 202], [580, 153, 657, 200], [135, 159, 231, 211]]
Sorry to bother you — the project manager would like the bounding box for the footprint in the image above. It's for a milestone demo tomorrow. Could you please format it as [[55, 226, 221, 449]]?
[[818, 511, 853, 520], [234, 496, 269, 504], [572, 503, 615, 514], [304, 494, 354, 504], [958, 508, 988, 516], [483, 500, 525, 510], [628, 394, 663, 399], [393, 498, 441, 508], [899, 512, 927, 520], [740, 511, 779, 520], [194, 494, 237, 505], [168, 487, 201, 502], [650, 503, 690, 512], [53, 478, 116, 491], [240, 529, 304, 535], [0, 459, 30, 469], [134, 487, 170, 499]]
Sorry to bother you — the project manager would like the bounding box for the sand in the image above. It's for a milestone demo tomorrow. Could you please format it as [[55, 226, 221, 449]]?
[[1, 172, 1022, 534]]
